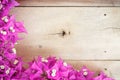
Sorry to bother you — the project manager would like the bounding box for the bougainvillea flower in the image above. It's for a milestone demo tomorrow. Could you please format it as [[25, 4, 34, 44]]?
[[0, 54, 24, 79], [57, 59, 73, 78], [0, 0, 19, 17], [25, 57, 47, 79], [0, 15, 26, 57], [68, 70, 78, 80], [77, 66, 95, 80]]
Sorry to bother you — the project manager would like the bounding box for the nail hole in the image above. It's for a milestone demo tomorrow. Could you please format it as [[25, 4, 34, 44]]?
[[69, 31, 71, 35], [104, 14, 107, 16], [38, 45, 42, 48], [62, 30, 66, 37], [104, 51, 107, 53], [104, 68, 107, 71]]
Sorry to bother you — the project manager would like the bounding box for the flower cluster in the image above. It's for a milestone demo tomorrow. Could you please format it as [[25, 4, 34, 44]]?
[[0, 54, 25, 79], [0, 0, 114, 80], [0, 0, 26, 56], [23, 57, 114, 80], [0, 0, 19, 16], [0, 0, 26, 79]]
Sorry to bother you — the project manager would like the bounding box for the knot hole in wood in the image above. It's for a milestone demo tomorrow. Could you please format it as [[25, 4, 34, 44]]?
[[49, 29, 71, 38], [60, 30, 71, 37]]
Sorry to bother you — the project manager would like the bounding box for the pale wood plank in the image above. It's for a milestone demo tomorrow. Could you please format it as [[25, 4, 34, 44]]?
[[10, 7, 120, 60], [17, 0, 115, 6], [113, 0, 120, 6]]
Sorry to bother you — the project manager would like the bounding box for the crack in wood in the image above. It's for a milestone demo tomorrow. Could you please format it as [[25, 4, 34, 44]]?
[[48, 30, 70, 37]]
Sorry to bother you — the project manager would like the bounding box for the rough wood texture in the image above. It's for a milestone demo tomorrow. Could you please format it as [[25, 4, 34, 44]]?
[[11, 7, 120, 60], [11, 1, 120, 79], [17, 0, 120, 6]]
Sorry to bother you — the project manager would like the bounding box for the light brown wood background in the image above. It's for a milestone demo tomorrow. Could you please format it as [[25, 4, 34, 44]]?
[[11, 0, 120, 79]]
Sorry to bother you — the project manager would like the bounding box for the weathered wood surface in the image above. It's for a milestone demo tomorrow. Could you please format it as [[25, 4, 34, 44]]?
[[11, 7, 120, 60], [11, 2, 120, 79], [17, 0, 120, 6]]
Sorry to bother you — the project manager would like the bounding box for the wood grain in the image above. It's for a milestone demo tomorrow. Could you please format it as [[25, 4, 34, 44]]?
[[10, 1, 120, 78], [16, 0, 119, 6], [11, 7, 120, 60]]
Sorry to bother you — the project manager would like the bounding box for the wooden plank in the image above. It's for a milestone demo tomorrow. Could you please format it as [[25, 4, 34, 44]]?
[[10, 7, 120, 60], [113, 0, 120, 6], [65, 61, 120, 80], [17, 0, 115, 6]]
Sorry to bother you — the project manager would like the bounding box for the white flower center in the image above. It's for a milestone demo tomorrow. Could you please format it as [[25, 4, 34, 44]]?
[[9, 26, 15, 33], [12, 48, 16, 54], [51, 72, 56, 77], [52, 69, 56, 73], [83, 71, 88, 76], [6, 68, 10, 74], [51, 69, 57, 77], [1, 30, 7, 35], [2, 16, 8, 22], [14, 59, 18, 65], [63, 62, 67, 66], [0, 65, 5, 69], [41, 58, 48, 62]]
